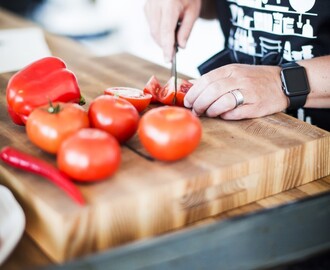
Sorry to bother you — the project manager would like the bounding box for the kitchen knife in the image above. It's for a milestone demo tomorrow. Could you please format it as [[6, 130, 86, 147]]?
[[171, 22, 180, 105]]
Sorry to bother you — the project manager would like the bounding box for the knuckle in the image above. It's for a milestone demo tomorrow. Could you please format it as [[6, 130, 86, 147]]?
[[200, 74, 213, 87], [206, 107, 219, 118], [193, 101, 207, 115], [222, 109, 242, 120], [207, 83, 222, 98], [225, 64, 241, 77]]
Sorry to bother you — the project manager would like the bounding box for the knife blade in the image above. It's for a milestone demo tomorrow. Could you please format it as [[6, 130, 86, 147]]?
[[172, 22, 180, 105]]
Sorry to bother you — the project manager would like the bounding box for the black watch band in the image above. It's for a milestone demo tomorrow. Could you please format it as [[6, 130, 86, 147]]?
[[280, 62, 310, 110], [287, 92, 308, 109]]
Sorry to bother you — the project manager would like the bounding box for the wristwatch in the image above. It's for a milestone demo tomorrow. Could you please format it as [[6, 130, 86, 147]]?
[[280, 62, 310, 110]]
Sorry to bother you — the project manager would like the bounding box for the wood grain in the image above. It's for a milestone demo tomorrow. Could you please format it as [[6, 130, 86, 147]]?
[[3, 176, 330, 269], [0, 8, 329, 263]]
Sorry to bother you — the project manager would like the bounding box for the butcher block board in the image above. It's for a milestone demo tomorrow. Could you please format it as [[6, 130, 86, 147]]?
[[0, 53, 330, 263]]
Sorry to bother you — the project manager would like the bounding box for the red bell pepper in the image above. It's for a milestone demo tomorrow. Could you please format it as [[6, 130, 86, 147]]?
[[6, 56, 85, 125]]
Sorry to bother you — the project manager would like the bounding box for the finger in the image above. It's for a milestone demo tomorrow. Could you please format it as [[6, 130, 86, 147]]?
[[177, 9, 198, 48], [220, 105, 257, 120], [220, 90, 284, 120], [190, 77, 243, 116], [160, 7, 180, 62], [184, 74, 218, 108], [144, 2, 162, 47], [205, 90, 244, 117], [191, 81, 227, 116], [184, 66, 237, 108]]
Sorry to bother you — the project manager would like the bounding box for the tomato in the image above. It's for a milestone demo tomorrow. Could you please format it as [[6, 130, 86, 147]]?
[[158, 77, 193, 106], [138, 106, 202, 161], [104, 87, 152, 113], [143, 75, 193, 106], [57, 128, 121, 181], [143, 75, 162, 103], [88, 95, 139, 143], [26, 102, 89, 154]]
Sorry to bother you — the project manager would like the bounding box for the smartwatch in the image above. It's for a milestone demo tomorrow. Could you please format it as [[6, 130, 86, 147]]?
[[280, 62, 310, 110]]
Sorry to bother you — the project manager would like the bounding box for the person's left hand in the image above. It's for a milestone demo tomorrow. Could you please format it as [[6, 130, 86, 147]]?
[[184, 64, 288, 120]]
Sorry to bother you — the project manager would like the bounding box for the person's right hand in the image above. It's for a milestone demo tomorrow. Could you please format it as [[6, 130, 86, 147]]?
[[144, 0, 202, 62]]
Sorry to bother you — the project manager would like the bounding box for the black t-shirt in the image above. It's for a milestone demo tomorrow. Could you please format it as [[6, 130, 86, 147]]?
[[199, 0, 330, 131]]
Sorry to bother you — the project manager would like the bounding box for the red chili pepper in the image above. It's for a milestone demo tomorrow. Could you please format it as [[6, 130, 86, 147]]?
[[6, 56, 85, 125], [0, 146, 85, 205]]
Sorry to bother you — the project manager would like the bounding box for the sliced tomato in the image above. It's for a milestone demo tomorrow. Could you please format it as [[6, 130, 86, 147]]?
[[158, 77, 193, 106], [143, 75, 162, 103], [104, 87, 152, 113]]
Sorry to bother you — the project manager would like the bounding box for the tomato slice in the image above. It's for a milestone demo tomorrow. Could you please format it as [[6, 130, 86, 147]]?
[[158, 77, 193, 106], [143, 75, 162, 103], [104, 87, 152, 113]]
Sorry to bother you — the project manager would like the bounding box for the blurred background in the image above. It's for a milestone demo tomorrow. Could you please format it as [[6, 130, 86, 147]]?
[[0, 0, 224, 78]]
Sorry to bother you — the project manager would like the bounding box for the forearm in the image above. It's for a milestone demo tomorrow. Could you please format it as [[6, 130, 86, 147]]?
[[298, 55, 330, 108]]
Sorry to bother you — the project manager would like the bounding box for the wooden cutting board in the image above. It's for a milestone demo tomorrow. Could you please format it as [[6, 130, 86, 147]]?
[[0, 53, 329, 263]]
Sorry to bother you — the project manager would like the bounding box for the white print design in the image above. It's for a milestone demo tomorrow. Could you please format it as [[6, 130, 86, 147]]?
[[298, 108, 312, 124], [289, 0, 316, 28], [227, 0, 318, 62]]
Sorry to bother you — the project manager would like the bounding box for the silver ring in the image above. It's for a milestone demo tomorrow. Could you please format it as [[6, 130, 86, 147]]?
[[229, 89, 244, 109]]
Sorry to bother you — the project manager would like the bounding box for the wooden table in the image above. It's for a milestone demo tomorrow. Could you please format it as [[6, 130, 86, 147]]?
[[1, 8, 330, 270]]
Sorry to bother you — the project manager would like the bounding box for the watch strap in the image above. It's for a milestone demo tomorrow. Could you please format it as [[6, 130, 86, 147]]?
[[281, 62, 300, 69], [287, 94, 307, 110]]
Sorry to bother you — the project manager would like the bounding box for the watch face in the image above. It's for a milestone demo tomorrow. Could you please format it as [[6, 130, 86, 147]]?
[[281, 66, 310, 96]]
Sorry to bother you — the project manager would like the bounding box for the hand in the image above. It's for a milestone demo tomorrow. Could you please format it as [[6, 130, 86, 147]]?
[[144, 0, 202, 62], [184, 64, 289, 120]]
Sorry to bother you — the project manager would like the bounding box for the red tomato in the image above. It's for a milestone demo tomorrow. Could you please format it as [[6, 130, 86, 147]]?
[[143, 75, 162, 103], [88, 95, 140, 143], [26, 102, 89, 154], [104, 87, 152, 113], [159, 77, 193, 106], [57, 128, 121, 181], [143, 75, 193, 106], [138, 106, 202, 161]]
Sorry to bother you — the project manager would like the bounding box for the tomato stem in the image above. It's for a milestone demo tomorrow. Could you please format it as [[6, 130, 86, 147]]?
[[0, 146, 85, 205], [47, 100, 61, 114], [79, 95, 86, 106]]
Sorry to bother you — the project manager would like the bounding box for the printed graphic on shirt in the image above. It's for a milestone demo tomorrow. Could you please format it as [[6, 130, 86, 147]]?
[[227, 0, 318, 64]]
